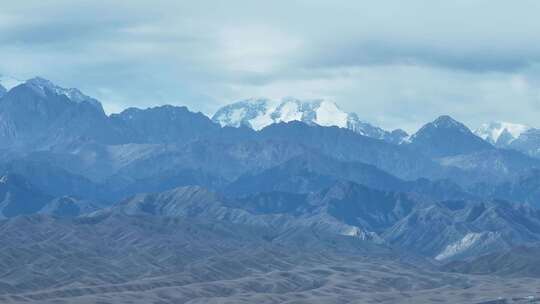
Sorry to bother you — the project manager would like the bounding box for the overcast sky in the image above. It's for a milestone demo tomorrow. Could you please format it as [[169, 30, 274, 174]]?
[[1, 0, 540, 132]]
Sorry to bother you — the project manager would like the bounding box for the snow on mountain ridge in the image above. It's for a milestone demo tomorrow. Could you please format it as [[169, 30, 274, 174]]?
[[25, 77, 103, 110], [475, 121, 531, 145], [314, 100, 348, 128], [213, 98, 349, 130], [213, 98, 407, 143], [212, 98, 275, 129]]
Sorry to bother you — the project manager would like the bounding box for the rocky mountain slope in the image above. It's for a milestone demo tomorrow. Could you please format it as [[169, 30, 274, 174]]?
[[3, 213, 537, 304], [110, 182, 540, 261]]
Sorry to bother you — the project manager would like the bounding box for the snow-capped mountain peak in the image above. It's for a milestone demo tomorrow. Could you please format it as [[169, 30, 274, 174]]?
[[410, 115, 471, 142], [213, 98, 408, 144], [24, 77, 102, 110], [212, 98, 275, 130], [213, 97, 349, 130], [274, 98, 349, 128], [432, 115, 463, 128], [475, 121, 531, 145]]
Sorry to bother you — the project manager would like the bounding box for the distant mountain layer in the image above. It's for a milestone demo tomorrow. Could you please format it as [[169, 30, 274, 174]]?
[[1, 77, 540, 203]]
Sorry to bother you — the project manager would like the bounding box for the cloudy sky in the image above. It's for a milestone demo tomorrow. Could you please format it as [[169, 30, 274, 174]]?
[[1, 0, 540, 132]]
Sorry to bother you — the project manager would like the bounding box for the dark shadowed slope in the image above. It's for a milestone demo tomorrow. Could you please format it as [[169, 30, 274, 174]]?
[[0, 174, 52, 218], [224, 152, 405, 195], [225, 152, 473, 201], [408, 115, 493, 158]]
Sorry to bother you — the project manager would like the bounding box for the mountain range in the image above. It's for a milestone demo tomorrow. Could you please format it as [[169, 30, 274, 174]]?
[[1, 76, 540, 303], [212, 97, 409, 144]]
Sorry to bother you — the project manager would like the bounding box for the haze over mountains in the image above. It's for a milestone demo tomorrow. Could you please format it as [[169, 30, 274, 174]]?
[[1, 77, 540, 303]]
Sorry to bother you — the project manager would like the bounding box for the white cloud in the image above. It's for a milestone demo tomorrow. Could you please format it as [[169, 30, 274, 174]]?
[[218, 26, 302, 73]]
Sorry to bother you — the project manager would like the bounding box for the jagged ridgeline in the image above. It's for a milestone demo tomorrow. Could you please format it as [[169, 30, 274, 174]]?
[[1, 77, 540, 303]]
